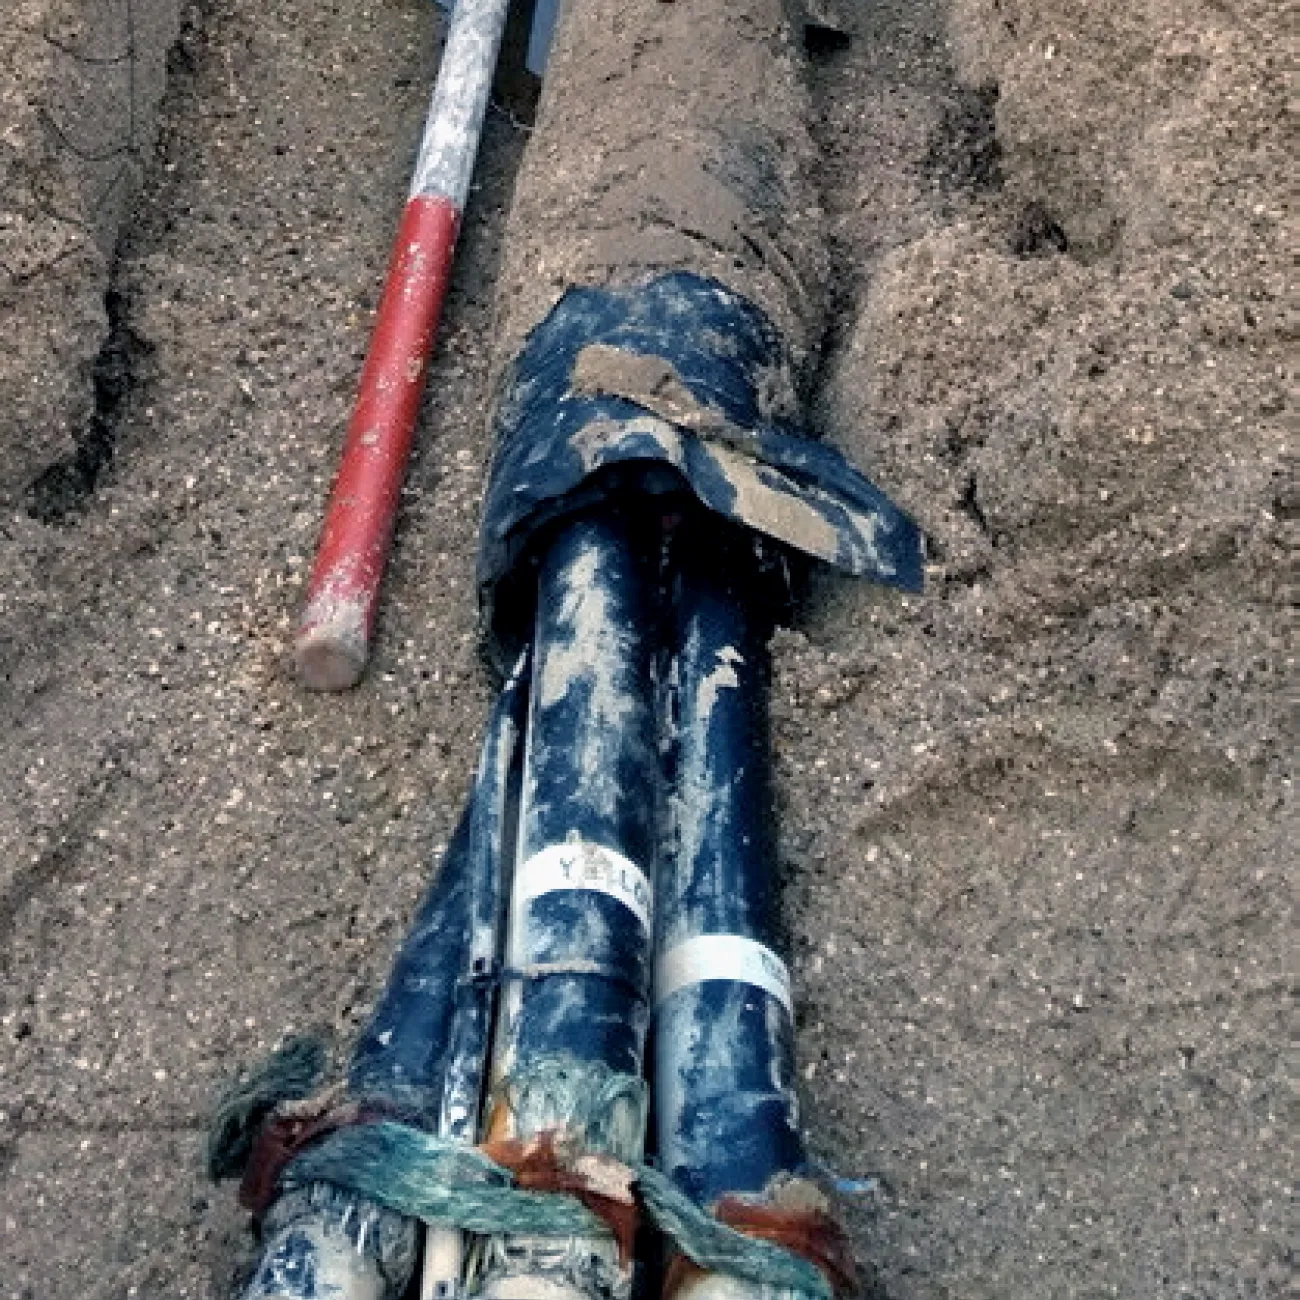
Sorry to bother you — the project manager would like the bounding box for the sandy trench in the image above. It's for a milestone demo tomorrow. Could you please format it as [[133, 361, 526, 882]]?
[[0, 1, 1291, 1298]]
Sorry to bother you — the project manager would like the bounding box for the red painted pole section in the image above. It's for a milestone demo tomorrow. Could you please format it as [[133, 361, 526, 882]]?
[[295, 195, 460, 691]]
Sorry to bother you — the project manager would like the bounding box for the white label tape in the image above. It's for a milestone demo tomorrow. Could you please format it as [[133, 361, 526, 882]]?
[[654, 933, 793, 1016], [515, 841, 653, 934]]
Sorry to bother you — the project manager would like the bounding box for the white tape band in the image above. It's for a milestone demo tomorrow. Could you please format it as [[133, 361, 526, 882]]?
[[515, 842, 653, 934], [654, 933, 793, 1016]]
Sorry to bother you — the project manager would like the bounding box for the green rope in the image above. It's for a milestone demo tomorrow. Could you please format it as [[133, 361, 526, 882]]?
[[281, 1121, 830, 1300], [209, 1048, 833, 1299], [284, 1120, 605, 1239], [206, 1033, 328, 1180]]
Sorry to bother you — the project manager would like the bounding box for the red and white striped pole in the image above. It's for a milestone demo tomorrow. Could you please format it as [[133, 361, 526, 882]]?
[[294, 0, 513, 691]]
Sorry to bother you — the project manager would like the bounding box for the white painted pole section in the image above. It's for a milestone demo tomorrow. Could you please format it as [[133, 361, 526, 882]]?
[[412, 0, 513, 209]]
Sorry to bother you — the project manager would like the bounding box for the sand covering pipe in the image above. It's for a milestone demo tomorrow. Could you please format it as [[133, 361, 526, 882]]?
[[492, 0, 829, 367]]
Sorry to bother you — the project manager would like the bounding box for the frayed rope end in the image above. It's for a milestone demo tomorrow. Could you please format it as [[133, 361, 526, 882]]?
[[206, 1033, 330, 1181]]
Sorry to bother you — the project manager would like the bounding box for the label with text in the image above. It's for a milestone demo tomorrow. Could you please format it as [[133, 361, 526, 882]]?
[[516, 841, 653, 934]]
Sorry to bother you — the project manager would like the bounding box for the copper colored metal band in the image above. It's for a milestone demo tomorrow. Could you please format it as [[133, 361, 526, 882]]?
[[662, 1195, 857, 1299], [238, 1099, 417, 1217]]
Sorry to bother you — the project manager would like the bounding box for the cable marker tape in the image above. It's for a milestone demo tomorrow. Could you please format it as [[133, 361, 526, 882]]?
[[654, 933, 793, 1016]]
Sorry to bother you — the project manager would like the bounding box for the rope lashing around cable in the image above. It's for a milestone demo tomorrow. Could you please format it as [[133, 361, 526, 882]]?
[[207, 1033, 328, 1181], [208, 1038, 840, 1300]]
